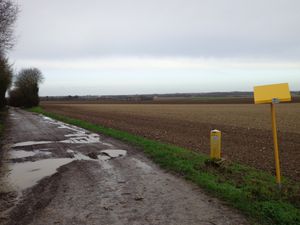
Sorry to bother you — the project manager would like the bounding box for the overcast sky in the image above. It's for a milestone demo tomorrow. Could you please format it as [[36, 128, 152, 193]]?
[[9, 0, 300, 96]]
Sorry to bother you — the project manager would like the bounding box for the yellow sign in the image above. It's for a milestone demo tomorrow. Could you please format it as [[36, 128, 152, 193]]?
[[254, 83, 291, 104], [254, 82, 291, 188]]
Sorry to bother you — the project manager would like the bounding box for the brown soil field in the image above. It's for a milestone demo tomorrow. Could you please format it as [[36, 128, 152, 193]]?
[[41, 102, 300, 181], [42, 96, 300, 104]]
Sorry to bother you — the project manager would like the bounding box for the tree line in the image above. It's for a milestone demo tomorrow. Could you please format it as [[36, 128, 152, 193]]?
[[0, 0, 43, 109]]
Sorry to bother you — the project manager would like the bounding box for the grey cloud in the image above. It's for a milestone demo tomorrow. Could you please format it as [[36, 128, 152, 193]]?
[[10, 0, 300, 60]]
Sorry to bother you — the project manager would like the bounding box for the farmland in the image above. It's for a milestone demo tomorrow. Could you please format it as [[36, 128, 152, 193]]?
[[41, 102, 300, 181]]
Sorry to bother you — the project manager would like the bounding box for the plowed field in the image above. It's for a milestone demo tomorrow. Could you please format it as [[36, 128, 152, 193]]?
[[41, 102, 300, 181]]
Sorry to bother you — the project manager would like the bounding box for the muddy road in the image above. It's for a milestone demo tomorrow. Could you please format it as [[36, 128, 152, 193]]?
[[0, 109, 249, 225]]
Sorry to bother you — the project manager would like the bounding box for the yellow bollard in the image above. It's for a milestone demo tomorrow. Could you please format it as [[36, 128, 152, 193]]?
[[210, 130, 221, 159]]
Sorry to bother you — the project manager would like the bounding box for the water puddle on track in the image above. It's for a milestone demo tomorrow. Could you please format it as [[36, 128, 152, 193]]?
[[6, 152, 94, 192], [11, 115, 114, 148], [12, 141, 53, 148], [6, 149, 128, 193], [5, 114, 128, 194], [60, 134, 101, 144], [11, 136, 103, 147], [10, 150, 36, 159], [7, 158, 74, 191], [10, 150, 52, 159]]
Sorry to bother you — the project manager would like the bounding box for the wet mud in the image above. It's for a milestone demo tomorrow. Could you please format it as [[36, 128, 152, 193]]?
[[0, 108, 249, 225]]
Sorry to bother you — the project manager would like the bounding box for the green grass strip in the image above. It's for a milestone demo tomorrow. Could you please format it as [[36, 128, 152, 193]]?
[[29, 106, 300, 225]]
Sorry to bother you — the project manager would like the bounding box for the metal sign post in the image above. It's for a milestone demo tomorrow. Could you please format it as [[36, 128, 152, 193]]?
[[254, 83, 291, 188], [271, 99, 281, 187]]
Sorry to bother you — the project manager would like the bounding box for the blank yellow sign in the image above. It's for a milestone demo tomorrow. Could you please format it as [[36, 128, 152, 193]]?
[[254, 83, 291, 104]]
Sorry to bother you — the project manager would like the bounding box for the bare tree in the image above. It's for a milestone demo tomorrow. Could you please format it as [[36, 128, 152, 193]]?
[[0, 0, 18, 54], [0, 0, 18, 108], [0, 55, 12, 108]]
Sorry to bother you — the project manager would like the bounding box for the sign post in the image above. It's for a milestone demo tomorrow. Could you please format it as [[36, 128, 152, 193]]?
[[271, 100, 281, 186], [254, 83, 291, 188]]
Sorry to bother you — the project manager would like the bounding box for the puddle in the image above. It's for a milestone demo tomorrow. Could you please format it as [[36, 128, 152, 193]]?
[[10, 150, 36, 159], [57, 124, 82, 132], [132, 158, 153, 172], [40, 116, 116, 147], [100, 150, 127, 158], [42, 116, 86, 133], [42, 116, 54, 121], [65, 133, 86, 137], [60, 134, 101, 144], [34, 150, 52, 156], [5, 115, 128, 192], [11, 148, 93, 161], [10, 113, 19, 119], [5, 148, 118, 192], [42, 115, 105, 144], [10, 150, 52, 159], [12, 141, 53, 148], [12, 135, 103, 147], [97, 155, 111, 161], [6, 152, 95, 192], [6, 158, 74, 191], [73, 152, 94, 161]]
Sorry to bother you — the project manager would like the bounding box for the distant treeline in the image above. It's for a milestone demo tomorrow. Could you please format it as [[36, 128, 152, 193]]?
[[40, 91, 300, 104]]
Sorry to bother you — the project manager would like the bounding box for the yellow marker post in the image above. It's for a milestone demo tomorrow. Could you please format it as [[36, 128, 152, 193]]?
[[210, 130, 221, 160], [271, 102, 281, 186], [254, 83, 291, 188]]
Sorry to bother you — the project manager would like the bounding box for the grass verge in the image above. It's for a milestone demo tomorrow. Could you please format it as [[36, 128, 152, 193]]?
[[30, 106, 300, 225]]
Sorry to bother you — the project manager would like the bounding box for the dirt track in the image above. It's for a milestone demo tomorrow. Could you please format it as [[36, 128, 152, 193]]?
[[41, 103, 300, 181], [0, 108, 249, 225]]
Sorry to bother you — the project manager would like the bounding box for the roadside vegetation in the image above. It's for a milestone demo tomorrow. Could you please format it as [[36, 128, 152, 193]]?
[[0, 1, 43, 109], [0, 56, 13, 109], [9, 68, 44, 107], [0, 0, 18, 110], [0, 0, 18, 53], [30, 106, 300, 225]]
